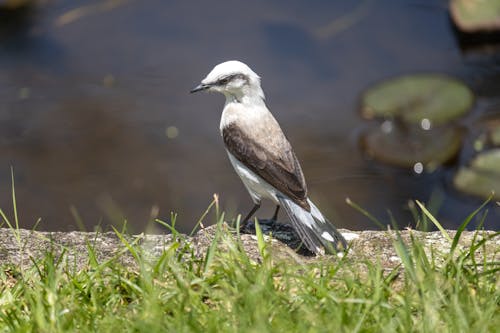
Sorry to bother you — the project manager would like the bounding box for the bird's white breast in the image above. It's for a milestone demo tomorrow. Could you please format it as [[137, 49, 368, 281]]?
[[227, 152, 280, 205], [220, 100, 288, 205]]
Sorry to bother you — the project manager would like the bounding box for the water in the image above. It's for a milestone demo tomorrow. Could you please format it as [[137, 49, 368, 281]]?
[[0, 0, 498, 233]]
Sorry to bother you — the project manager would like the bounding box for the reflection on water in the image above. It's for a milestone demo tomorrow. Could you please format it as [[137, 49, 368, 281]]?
[[0, 0, 498, 232]]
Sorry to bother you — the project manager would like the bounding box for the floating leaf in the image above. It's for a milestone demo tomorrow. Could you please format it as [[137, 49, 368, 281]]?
[[454, 167, 500, 200], [0, 0, 32, 9], [470, 149, 500, 173], [485, 118, 500, 146], [360, 123, 463, 169], [472, 116, 500, 151], [450, 0, 500, 33], [492, 126, 500, 146], [361, 74, 474, 126], [454, 149, 500, 200], [453, 149, 500, 200]]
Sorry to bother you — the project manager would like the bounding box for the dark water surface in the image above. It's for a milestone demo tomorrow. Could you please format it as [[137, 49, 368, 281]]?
[[0, 0, 498, 232]]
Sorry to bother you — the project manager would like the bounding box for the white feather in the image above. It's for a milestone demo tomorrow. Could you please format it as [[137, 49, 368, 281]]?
[[227, 152, 280, 205]]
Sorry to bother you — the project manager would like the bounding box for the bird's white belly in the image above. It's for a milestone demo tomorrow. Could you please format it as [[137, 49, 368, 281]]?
[[227, 152, 280, 204]]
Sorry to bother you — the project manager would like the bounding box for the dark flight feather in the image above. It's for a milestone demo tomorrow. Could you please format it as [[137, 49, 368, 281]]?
[[222, 122, 310, 211]]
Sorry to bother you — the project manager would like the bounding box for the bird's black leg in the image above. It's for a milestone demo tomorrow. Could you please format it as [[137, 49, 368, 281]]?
[[240, 202, 261, 231], [270, 205, 280, 222]]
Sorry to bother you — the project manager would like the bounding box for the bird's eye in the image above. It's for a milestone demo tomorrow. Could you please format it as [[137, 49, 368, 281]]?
[[217, 75, 238, 86], [218, 76, 231, 85]]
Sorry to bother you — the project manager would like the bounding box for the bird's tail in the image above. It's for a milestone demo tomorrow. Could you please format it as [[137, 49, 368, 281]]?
[[277, 195, 347, 255]]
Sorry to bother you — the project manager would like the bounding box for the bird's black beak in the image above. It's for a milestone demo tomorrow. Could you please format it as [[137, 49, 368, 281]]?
[[190, 83, 211, 93]]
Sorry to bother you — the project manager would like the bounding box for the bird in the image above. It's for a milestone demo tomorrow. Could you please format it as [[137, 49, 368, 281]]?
[[190, 60, 347, 255]]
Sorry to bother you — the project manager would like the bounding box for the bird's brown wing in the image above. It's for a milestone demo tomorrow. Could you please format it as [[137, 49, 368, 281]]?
[[222, 122, 310, 211]]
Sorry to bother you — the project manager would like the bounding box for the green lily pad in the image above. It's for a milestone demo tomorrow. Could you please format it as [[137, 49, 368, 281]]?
[[454, 149, 500, 200], [450, 0, 500, 33], [360, 123, 463, 170], [492, 127, 500, 146], [470, 149, 500, 173], [485, 118, 500, 146], [361, 74, 474, 126], [0, 0, 32, 9], [473, 116, 500, 151]]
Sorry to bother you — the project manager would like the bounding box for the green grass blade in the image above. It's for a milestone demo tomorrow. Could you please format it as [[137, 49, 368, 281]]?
[[189, 196, 217, 237], [416, 200, 452, 242], [450, 198, 491, 255], [254, 219, 268, 260], [0, 208, 13, 230], [111, 226, 141, 262], [203, 215, 223, 274], [10, 167, 19, 231], [346, 197, 386, 229], [393, 229, 417, 283]]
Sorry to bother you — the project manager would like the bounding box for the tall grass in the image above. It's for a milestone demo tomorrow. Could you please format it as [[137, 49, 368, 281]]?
[[0, 195, 498, 332]]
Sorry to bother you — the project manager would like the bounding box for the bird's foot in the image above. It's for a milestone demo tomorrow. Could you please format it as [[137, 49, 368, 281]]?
[[240, 218, 276, 234], [238, 220, 249, 233]]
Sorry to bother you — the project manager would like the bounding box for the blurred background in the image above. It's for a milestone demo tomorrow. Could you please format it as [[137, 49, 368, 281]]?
[[0, 0, 498, 233]]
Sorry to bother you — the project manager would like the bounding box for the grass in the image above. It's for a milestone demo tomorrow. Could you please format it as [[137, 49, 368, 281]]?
[[0, 195, 498, 332]]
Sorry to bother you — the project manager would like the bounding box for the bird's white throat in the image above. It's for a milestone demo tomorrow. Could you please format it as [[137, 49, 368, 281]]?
[[222, 84, 265, 106], [220, 99, 271, 132]]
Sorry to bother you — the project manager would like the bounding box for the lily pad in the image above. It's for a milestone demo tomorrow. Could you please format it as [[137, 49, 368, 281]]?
[[360, 123, 463, 169], [450, 0, 500, 33], [0, 0, 32, 9], [473, 116, 500, 151], [485, 118, 500, 146], [470, 148, 500, 173], [361, 74, 474, 126], [492, 126, 500, 146], [454, 149, 500, 200]]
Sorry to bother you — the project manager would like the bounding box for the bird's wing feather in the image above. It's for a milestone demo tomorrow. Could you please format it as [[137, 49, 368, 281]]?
[[222, 122, 310, 211]]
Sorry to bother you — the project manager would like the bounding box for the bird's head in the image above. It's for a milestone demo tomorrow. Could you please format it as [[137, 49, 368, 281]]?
[[190, 60, 265, 103]]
